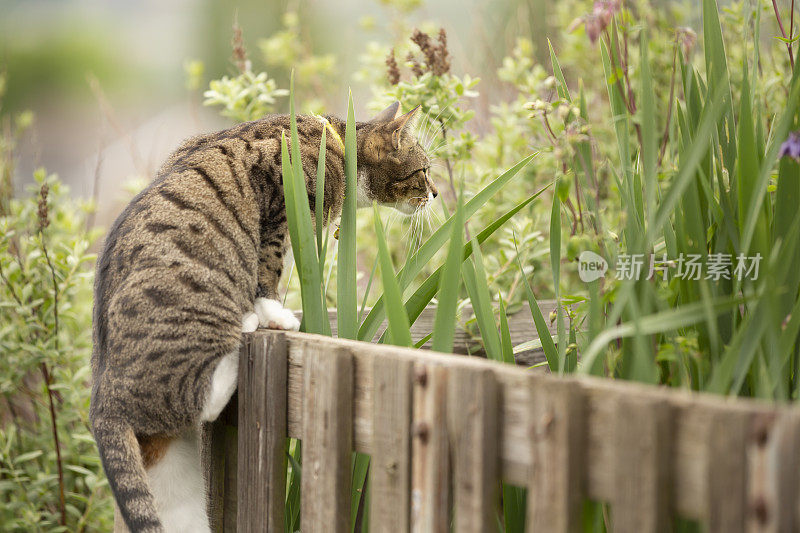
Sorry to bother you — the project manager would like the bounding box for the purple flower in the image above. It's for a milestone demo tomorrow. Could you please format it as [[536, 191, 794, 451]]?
[[779, 131, 800, 162], [568, 1, 620, 45]]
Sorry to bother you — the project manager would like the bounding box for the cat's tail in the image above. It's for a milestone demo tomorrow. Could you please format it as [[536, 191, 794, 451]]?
[[92, 416, 163, 533]]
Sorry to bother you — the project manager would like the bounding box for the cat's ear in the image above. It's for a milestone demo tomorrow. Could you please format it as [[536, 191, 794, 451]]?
[[369, 101, 402, 123], [389, 105, 421, 150]]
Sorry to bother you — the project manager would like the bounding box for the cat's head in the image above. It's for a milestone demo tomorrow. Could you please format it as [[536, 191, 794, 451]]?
[[357, 102, 438, 215]]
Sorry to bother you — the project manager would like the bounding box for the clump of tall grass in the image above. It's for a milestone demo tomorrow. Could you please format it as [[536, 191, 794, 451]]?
[[280, 70, 542, 530]]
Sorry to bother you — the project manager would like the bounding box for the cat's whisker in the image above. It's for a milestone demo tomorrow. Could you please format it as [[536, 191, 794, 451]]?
[[425, 110, 456, 150], [420, 104, 451, 149]]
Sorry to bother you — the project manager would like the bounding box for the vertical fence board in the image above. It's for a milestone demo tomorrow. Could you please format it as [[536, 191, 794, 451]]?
[[370, 355, 413, 532], [301, 345, 353, 533], [204, 419, 226, 533], [613, 394, 672, 533], [526, 376, 585, 533], [705, 407, 748, 533], [770, 410, 800, 532], [206, 383, 238, 532], [447, 367, 499, 533], [237, 332, 287, 533], [411, 364, 450, 533], [746, 410, 800, 533]]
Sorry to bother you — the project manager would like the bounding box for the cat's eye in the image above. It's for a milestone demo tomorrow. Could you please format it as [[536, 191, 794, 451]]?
[[401, 167, 428, 181]]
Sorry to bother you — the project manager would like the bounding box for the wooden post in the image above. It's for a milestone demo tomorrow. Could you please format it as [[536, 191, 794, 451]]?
[[301, 345, 353, 533], [612, 393, 672, 533], [527, 376, 585, 532], [237, 332, 287, 533], [411, 363, 450, 533], [370, 355, 413, 532], [706, 407, 748, 533], [205, 362, 240, 532], [746, 410, 800, 532], [447, 367, 500, 533]]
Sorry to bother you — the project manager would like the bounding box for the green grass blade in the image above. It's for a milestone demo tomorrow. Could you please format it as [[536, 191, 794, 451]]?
[[358, 154, 537, 341], [550, 186, 566, 373], [373, 203, 412, 347], [502, 484, 526, 533], [337, 90, 358, 339], [639, 28, 657, 228], [513, 237, 558, 371], [548, 39, 571, 101], [498, 294, 515, 365], [283, 76, 328, 335], [461, 238, 502, 361], [350, 452, 370, 530], [431, 189, 464, 353]]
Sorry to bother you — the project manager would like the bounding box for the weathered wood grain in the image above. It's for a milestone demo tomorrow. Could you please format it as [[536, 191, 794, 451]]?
[[527, 375, 585, 533], [369, 354, 413, 532], [705, 406, 749, 533], [612, 392, 672, 533], [301, 344, 353, 533], [746, 410, 800, 532], [206, 376, 239, 532], [447, 367, 500, 533], [237, 332, 287, 533], [211, 329, 800, 529], [410, 363, 450, 533]]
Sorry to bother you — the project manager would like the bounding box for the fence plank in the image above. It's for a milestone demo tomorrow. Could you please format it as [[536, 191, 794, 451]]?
[[237, 332, 287, 533], [447, 367, 500, 532], [205, 384, 238, 532], [301, 345, 353, 533], [612, 393, 672, 533], [411, 363, 450, 533], [370, 355, 413, 532], [746, 410, 800, 533], [705, 407, 748, 533], [527, 376, 585, 533]]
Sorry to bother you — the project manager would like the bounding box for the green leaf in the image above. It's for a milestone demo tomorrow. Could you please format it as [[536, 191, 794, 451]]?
[[550, 186, 566, 373], [514, 237, 559, 371], [498, 294, 515, 365], [283, 74, 329, 336], [338, 90, 358, 340], [431, 190, 464, 353], [548, 39, 571, 101], [461, 238, 502, 361], [373, 203, 412, 347]]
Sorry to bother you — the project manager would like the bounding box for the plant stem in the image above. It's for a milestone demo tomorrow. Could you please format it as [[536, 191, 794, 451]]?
[[40, 362, 66, 527], [772, 0, 795, 69], [658, 42, 679, 166], [40, 232, 66, 526]]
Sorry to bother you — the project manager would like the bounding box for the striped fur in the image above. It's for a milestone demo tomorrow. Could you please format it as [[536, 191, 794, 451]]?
[[90, 103, 437, 531]]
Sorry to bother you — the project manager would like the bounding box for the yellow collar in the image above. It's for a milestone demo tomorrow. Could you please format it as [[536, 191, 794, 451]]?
[[314, 115, 345, 154]]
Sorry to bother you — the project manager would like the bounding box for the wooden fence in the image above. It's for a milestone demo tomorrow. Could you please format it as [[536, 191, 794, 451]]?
[[204, 329, 800, 532]]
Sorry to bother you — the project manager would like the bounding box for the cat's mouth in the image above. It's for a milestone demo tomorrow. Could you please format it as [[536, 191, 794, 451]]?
[[394, 192, 436, 216]]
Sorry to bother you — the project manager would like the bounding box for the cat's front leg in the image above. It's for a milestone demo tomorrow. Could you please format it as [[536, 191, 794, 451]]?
[[254, 232, 300, 331]]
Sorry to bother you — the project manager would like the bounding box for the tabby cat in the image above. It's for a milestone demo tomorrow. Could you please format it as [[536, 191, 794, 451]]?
[[90, 101, 438, 532]]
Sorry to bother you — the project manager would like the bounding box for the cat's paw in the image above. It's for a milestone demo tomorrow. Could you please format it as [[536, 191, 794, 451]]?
[[254, 298, 300, 331], [242, 312, 259, 333]]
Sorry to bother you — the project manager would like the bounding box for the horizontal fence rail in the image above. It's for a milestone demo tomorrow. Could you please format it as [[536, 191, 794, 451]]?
[[205, 329, 800, 532]]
